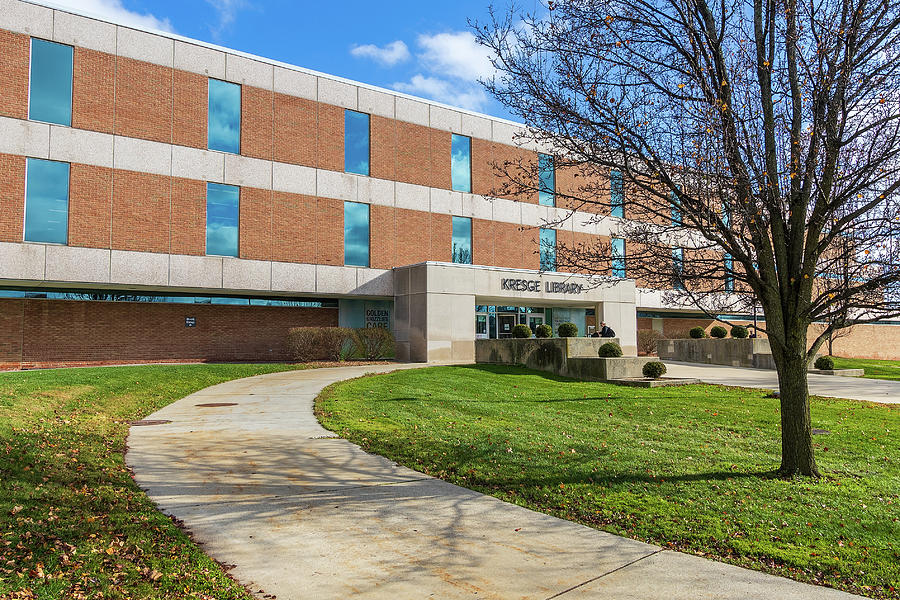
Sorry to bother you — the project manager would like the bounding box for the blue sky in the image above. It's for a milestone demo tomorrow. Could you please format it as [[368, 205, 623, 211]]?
[[50, 0, 533, 121]]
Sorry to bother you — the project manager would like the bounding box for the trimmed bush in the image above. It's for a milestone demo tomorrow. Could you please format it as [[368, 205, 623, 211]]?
[[535, 323, 553, 338], [637, 329, 663, 355], [512, 324, 533, 338], [710, 325, 728, 338], [598, 342, 623, 358], [730, 325, 749, 339], [642, 361, 667, 379], [351, 327, 395, 360], [814, 355, 835, 371], [558, 322, 579, 337], [689, 326, 707, 339], [287, 327, 353, 362], [666, 328, 692, 340]]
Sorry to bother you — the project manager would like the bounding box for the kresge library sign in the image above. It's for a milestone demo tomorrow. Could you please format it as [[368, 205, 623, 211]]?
[[500, 278, 585, 295]]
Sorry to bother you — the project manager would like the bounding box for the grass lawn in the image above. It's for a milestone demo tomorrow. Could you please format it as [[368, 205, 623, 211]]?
[[832, 357, 900, 381], [0, 363, 305, 600], [318, 365, 900, 599]]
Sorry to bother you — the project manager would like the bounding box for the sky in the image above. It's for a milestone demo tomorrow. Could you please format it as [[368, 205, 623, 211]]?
[[46, 0, 533, 122]]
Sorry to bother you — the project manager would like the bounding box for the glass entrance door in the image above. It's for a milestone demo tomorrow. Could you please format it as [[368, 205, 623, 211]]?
[[528, 315, 544, 333], [497, 314, 517, 338], [475, 314, 488, 339]]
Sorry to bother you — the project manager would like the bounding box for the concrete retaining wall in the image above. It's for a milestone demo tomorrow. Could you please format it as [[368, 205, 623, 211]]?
[[475, 337, 656, 381], [656, 338, 817, 369]]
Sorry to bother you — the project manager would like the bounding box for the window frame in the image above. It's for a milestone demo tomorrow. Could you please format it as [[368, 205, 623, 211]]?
[[343, 201, 371, 267], [23, 157, 70, 245], [451, 215, 473, 264], [672, 247, 685, 290], [539, 228, 557, 272], [538, 153, 556, 207], [28, 38, 74, 127], [344, 109, 371, 177], [450, 134, 472, 193], [205, 182, 241, 258], [207, 78, 242, 155], [724, 254, 735, 292], [610, 169, 625, 218], [611, 237, 626, 278]]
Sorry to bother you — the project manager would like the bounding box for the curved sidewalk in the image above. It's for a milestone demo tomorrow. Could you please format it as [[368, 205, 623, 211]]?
[[127, 364, 863, 599]]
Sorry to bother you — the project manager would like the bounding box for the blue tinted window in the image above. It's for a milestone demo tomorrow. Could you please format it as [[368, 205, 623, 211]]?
[[452, 216, 472, 264], [724, 254, 734, 291], [29, 39, 73, 126], [208, 79, 241, 154], [539, 154, 555, 206], [344, 201, 370, 267], [670, 190, 681, 225], [721, 200, 731, 227], [610, 169, 625, 218], [451, 134, 471, 192], [672, 247, 685, 289], [345, 110, 370, 176], [25, 158, 69, 244], [206, 183, 239, 257], [540, 228, 556, 271], [611, 237, 626, 278]]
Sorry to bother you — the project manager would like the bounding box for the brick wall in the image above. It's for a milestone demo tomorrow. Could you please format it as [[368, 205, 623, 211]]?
[[69, 163, 112, 248], [111, 170, 171, 253], [114, 57, 173, 144], [72, 47, 115, 133], [0, 153, 25, 242], [0, 29, 27, 120], [0, 298, 337, 368]]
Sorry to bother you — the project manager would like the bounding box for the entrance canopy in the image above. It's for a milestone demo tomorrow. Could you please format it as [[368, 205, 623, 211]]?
[[393, 262, 637, 362]]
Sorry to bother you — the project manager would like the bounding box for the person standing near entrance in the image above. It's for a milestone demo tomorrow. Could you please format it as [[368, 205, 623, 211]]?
[[599, 321, 616, 338]]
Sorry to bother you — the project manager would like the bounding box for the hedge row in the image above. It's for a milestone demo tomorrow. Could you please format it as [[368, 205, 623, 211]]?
[[287, 327, 394, 362]]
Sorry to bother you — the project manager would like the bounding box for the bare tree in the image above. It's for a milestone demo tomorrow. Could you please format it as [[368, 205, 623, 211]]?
[[474, 0, 900, 476]]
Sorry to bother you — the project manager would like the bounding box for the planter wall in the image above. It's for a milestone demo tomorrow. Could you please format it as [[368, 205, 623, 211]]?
[[475, 337, 656, 381], [657, 337, 819, 369]]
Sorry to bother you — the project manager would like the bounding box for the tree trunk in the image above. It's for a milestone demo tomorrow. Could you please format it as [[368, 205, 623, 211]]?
[[774, 346, 820, 477]]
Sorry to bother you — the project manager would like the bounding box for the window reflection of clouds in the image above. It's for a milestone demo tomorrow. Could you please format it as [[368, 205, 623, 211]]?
[[344, 111, 370, 176], [25, 158, 69, 244], [344, 201, 370, 267], [612, 237, 626, 278], [451, 134, 471, 193], [452, 216, 472, 264], [206, 183, 239, 257], [29, 39, 73, 127], [539, 228, 556, 271], [208, 79, 241, 154], [539, 154, 555, 206]]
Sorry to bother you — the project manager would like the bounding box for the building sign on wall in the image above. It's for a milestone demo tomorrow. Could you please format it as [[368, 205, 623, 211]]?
[[365, 308, 391, 329], [185, 317, 196, 327], [500, 278, 584, 294]]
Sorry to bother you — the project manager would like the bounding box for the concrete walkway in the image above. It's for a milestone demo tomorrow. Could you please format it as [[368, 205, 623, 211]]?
[[664, 361, 900, 404], [127, 364, 864, 600]]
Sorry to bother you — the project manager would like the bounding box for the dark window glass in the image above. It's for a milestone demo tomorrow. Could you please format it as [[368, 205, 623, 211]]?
[[610, 169, 625, 218], [452, 216, 472, 264], [672, 247, 685, 289], [724, 254, 734, 291], [344, 201, 370, 267], [25, 158, 69, 244], [208, 79, 241, 154], [206, 183, 240, 257], [539, 228, 556, 271], [451, 134, 472, 192], [611, 237, 626, 278], [345, 110, 370, 176], [539, 153, 555, 206], [29, 39, 73, 126]]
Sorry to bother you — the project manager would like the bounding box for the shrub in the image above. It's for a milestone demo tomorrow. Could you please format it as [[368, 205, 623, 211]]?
[[710, 325, 728, 338], [535, 323, 553, 338], [689, 326, 707, 339], [642, 361, 667, 379], [512, 324, 532, 338], [730, 325, 749, 339], [558, 322, 579, 337], [814, 355, 835, 371], [351, 327, 395, 360], [287, 327, 353, 362], [598, 342, 623, 357], [637, 329, 663, 355], [666, 328, 692, 340]]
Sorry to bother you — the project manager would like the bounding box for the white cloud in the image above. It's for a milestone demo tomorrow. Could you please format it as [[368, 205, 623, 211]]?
[[393, 74, 489, 112], [205, 0, 250, 38], [48, 0, 173, 32], [350, 40, 411, 67], [416, 31, 496, 81]]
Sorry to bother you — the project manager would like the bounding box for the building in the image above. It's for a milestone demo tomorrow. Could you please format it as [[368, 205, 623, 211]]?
[[0, 0, 897, 369]]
